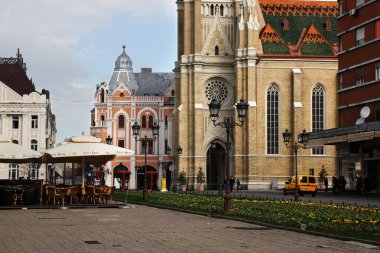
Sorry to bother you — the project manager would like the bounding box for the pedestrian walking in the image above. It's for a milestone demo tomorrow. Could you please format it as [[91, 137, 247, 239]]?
[[339, 176, 346, 193], [355, 175, 362, 195], [236, 178, 241, 191], [363, 177, 371, 197], [229, 177, 235, 192], [332, 176, 338, 194], [324, 177, 328, 192]]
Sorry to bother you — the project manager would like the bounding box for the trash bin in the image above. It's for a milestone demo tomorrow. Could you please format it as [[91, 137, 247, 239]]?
[[271, 180, 278, 190]]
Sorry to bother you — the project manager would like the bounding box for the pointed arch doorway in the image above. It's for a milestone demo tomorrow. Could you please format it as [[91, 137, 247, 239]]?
[[206, 142, 226, 190]]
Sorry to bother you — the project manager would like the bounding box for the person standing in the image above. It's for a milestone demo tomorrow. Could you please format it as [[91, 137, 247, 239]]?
[[229, 177, 235, 192], [363, 177, 370, 197], [236, 178, 241, 191], [324, 177, 328, 192], [356, 176, 362, 195], [332, 176, 337, 194]]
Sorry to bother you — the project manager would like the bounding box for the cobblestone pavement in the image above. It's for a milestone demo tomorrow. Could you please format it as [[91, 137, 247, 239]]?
[[0, 205, 378, 253]]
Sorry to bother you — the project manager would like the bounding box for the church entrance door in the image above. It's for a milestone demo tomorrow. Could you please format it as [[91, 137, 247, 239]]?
[[206, 143, 226, 190]]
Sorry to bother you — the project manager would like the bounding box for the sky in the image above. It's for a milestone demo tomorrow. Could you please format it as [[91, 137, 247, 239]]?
[[0, 0, 177, 142]]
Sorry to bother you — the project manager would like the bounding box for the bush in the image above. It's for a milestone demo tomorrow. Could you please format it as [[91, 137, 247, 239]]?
[[196, 167, 205, 184], [178, 170, 188, 185], [318, 165, 328, 183]]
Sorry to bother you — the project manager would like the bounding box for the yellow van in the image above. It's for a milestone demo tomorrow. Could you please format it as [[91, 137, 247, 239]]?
[[283, 175, 317, 197]]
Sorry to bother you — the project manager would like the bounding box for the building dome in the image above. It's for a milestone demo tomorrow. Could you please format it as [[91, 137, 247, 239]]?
[[114, 45, 133, 71]]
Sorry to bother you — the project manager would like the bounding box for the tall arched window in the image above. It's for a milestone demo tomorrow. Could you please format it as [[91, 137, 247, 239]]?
[[211, 4, 214, 15], [118, 115, 125, 129], [142, 115, 147, 128], [220, 5, 224, 16], [101, 115, 105, 126], [312, 84, 325, 155], [215, 45, 219, 56], [148, 115, 154, 128], [267, 83, 279, 154], [31, 140, 38, 151], [100, 89, 105, 103]]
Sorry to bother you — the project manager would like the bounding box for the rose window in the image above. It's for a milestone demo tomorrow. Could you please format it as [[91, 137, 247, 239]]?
[[205, 80, 228, 103]]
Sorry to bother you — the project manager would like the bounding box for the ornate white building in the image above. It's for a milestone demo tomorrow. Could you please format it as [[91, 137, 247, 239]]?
[[0, 50, 57, 180]]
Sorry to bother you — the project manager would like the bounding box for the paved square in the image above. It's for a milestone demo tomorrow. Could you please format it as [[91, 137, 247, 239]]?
[[0, 205, 378, 252]]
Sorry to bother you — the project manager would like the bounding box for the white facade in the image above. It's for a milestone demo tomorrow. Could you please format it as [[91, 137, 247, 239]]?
[[0, 80, 56, 180]]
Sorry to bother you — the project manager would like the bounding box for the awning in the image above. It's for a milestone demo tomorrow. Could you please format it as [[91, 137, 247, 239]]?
[[347, 131, 374, 142]]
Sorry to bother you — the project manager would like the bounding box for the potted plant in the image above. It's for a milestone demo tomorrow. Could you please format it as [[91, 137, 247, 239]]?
[[177, 170, 188, 192], [196, 167, 206, 192], [318, 165, 328, 190]]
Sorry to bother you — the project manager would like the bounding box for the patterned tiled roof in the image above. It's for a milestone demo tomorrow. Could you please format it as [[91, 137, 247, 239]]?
[[0, 50, 36, 95], [259, 0, 338, 56]]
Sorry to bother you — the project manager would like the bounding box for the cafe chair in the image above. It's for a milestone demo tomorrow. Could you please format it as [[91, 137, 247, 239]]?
[[46, 186, 63, 205], [102, 186, 116, 204]]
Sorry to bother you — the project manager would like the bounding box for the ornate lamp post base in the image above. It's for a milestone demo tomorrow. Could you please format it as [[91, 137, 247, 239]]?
[[294, 192, 300, 202], [224, 189, 232, 212], [143, 187, 148, 201]]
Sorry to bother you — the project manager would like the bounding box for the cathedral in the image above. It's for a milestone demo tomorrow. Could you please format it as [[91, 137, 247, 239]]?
[[174, 0, 340, 190], [90, 46, 175, 190]]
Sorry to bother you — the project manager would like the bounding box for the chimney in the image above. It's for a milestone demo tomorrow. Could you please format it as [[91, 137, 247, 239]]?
[[141, 68, 152, 73]]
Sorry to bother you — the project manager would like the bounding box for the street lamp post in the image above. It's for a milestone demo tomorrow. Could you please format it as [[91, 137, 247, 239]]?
[[172, 146, 182, 193], [208, 98, 249, 212], [132, 121, 159, 200], [282, 129, 309, 202]]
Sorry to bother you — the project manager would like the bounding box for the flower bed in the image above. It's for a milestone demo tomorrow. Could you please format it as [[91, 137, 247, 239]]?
[[116, 191, 380, 242]]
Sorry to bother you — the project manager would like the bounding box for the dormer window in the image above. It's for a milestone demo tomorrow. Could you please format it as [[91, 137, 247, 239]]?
[[120, 92, 124, 97], [281, 18, 289, 31], [323, 19, 331, 31]]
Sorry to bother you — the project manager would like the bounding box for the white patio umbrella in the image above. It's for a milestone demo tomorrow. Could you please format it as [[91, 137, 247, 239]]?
[[43, 135, 134, 186], [0, 135, 42, 163]]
